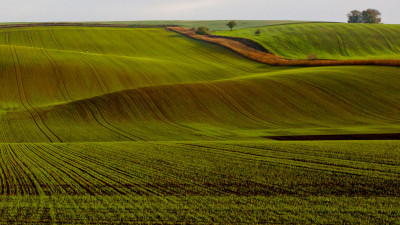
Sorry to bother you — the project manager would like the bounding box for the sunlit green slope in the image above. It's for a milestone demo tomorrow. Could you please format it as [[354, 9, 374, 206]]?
[[0, 26, 399, 142], [215, 23, 400, 60]]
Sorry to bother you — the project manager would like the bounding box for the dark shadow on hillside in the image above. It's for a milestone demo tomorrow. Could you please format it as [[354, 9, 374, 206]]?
[[264, 133, 400, 141]]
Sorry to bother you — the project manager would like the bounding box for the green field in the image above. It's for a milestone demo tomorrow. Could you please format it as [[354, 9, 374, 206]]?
[[216, 23, 400, 60], [0, 25, 399, 223]]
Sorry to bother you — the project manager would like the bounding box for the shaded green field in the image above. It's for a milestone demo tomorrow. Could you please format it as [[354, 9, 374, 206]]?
[[215, 23, 400, 60]]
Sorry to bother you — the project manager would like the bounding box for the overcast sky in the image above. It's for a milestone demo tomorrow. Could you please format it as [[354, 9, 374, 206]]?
[[1, 0, 398, 24]]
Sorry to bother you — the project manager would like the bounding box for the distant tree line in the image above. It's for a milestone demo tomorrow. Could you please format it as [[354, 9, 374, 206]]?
[[347, 9, 381, 24]]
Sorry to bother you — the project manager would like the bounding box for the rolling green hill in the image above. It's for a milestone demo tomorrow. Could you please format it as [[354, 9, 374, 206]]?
[[215, 23, 400, 60], [0, 26, 399, 142]]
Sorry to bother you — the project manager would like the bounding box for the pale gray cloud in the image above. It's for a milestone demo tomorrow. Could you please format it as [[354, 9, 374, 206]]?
[[0, 0, 398, 24]]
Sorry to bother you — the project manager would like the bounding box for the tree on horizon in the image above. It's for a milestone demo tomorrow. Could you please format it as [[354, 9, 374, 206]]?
[[227, 21, 237, 31], [347, 9, 381, 24]]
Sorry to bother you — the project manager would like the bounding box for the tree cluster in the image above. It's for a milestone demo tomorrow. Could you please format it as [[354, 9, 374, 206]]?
[[347, 9, 381, 24], [196, 26, 210, 35]]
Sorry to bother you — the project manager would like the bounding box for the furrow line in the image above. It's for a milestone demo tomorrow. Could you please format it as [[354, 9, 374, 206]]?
[[181, 143, 399, 180], [8, 145, 42, 195], [166, 143, 304, 195], [73, 143, 229, 195], [74, 53, 109, 94], [15, 144, 69, 195], [27, 29, 71, 102], [79, 29, 102, 54], [0, 148, 11, 195], [209, 82, 272, 126], [29, 144, 97, 195], [50, 145, 166, 195], [88, 101, 145, 141], [219, 143, 400, 175], [292, 76, 400, 123], [83, 101, 137, 141], [40, 49, 72, 101], [35, 144, 131, 195], [134, 89, 203, 137], [3, 145, 27, 195]]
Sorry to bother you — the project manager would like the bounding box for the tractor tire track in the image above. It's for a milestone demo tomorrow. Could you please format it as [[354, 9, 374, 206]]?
[[74, 53, 109, 94], [9, 42, 61, 142], [8, 145, 42, 195]]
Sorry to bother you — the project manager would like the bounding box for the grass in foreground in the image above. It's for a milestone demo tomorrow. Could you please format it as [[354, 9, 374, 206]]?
[[0, 140, 399, 223], [0, 196, 398, 224]]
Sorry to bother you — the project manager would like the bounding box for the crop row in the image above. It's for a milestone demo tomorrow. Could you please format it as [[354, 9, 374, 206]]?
[[0, 141, 399, 196]]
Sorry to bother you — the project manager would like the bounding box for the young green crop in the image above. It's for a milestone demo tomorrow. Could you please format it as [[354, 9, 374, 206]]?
[[0, 141, 399, 223], [1, 141, 399, 196], [0, 195, 399, 224]]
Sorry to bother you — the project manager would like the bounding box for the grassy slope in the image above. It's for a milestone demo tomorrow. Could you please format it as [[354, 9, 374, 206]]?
[[215, 23, 400, 60], [0, 27, 399, 142]]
